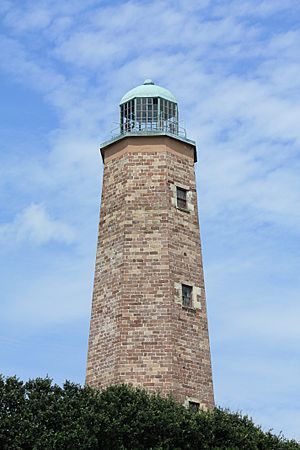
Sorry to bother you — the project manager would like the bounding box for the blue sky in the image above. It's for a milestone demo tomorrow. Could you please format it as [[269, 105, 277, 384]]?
[[1, 0, 300, 441]]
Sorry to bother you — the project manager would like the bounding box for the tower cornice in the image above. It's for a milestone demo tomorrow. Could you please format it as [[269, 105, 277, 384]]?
[[100, 133, 197, 163]]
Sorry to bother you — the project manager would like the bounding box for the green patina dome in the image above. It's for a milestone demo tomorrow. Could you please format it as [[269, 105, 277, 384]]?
[[120, 79, 177, 105]]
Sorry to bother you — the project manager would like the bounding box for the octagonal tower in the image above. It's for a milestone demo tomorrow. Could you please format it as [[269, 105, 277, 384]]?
[[86, 80, 214, 410]]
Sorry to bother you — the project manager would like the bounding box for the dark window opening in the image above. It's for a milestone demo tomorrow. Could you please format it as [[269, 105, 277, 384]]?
[[189, 401, 200, 412], [177, 187, 187, 209], [182, 284, 193, 307]]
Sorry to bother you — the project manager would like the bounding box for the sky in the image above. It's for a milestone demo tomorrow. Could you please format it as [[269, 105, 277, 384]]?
[[0, 0, 299, 441]]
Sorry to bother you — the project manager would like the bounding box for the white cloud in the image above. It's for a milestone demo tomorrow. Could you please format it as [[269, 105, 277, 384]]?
[[4, 6, 53, 32], [212, 0, 300, 18], [0, 203, 76, 245]]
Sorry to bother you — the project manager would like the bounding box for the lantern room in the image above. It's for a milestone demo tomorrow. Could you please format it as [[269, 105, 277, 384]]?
[[119, 79, 179, 135]]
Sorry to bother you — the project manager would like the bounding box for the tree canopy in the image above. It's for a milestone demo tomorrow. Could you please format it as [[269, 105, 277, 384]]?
[[0, 375, 299, 450]]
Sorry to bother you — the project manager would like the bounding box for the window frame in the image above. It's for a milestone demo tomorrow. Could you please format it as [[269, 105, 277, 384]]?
[[182, 284, 193, 308], [176, 186, 188, 210]]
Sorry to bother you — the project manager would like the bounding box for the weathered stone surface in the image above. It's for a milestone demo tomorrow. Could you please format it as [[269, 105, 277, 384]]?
[[86, 135, 214, 409]]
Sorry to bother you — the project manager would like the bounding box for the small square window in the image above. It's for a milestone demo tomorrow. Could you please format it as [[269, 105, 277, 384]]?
[[176, 187, 187, 210], [182, 284, 193, 307], [189, 401, 200, 412]]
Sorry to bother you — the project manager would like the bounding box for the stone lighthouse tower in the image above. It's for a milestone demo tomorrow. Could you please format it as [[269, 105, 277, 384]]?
[[86, 80, 214, 410]]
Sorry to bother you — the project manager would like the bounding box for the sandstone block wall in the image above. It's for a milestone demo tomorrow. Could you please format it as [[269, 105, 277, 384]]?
[[86, 135, 214, 409]]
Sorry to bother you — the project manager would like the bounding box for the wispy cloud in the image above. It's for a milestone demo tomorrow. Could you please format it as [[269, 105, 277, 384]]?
[[0, 203, 76, 244]]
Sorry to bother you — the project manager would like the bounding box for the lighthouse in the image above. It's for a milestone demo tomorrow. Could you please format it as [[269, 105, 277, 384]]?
[[86, 80, 214, 410]]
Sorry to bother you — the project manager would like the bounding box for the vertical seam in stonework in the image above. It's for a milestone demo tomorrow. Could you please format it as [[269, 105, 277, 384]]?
[[117, 153, 127, 384], [165, 149, 176, 397]]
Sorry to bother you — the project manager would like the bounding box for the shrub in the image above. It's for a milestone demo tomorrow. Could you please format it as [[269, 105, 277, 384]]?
[[0, 375, 299, 450]]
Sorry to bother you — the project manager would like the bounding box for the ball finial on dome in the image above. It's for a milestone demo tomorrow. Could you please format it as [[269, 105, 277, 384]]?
[[143, 79, 155, 85]]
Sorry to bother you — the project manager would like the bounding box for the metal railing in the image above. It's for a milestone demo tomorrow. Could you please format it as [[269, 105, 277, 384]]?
[[110, 121, 187, 140]]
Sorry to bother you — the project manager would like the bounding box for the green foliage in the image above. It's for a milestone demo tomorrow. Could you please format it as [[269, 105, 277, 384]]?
[[0, 375, 299, 450]]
